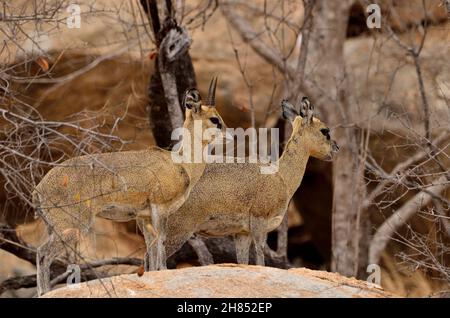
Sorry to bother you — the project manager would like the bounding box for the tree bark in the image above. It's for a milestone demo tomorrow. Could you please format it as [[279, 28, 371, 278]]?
[[306, 0, 365, 277], [140, 0, 197, 148], [221, 0, 367, 277]]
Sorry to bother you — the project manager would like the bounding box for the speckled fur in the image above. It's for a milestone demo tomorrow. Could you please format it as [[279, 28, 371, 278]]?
[[33, 102, 225, 296], [166, 113, 338, 265]]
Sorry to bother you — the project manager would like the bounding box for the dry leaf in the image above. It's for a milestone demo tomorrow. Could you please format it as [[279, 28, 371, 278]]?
[[238, 103, 250, 113], [137, 265, 145, 277], [35, 56, 49, 72], [61, 175, 69, 187], [73, 193, 81, 202]]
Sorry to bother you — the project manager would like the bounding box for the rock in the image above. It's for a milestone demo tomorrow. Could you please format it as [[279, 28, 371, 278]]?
[[344, 21, 450, 135], [42, 264, 394, 298]]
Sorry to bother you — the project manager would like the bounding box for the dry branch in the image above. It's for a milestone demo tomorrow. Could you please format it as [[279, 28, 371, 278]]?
[[364, 131, 450, 208], [291, 0, 315, 100], [188, 236, 214, 265], [369, 175, 449, 265], [220, 1, 296, 79], [0, 224, 47, 267], [158, 26, 191, 129], [0, 255, 142, 296]]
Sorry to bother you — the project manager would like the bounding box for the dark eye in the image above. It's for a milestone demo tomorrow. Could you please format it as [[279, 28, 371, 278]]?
[[210, 117, 220, 125], [320, 128, 330, 140]]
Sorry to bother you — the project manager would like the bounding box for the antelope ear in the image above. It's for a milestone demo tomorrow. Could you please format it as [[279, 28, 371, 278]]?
[[189, 103, 202, 114], [183, 88, 202, 113], [182, 90, 191, 110], [299, 96, 314, 124], [281, 99, 298, 122]]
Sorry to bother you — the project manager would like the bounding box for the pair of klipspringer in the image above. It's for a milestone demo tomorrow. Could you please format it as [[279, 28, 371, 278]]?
[[33, 77, 339, 296]]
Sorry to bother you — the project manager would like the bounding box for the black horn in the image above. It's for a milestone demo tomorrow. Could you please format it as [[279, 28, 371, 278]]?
[[205, 76, 218, 107]]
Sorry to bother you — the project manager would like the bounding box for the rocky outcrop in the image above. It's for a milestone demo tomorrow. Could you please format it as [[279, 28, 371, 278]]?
[[43, 264, 394, 298]]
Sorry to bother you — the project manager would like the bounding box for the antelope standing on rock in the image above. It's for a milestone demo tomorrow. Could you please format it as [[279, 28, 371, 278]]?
[[33, 77, 225, 296], [164, 97, 339, 265]]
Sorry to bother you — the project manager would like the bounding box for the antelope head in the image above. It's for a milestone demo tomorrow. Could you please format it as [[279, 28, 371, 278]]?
[[183, 76, 226, 143], [282, 96, 339, 161]]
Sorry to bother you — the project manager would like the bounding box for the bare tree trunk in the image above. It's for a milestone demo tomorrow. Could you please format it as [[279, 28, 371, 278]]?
[[140, 0, 196, 148], [221, 0, 367, 277], [139, 0, 219, 264], [306, 0, 365, 277], [357, 200, 371, 278]]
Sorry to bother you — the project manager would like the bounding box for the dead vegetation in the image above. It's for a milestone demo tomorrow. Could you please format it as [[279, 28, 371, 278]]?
[[0, 0, 449, 298]]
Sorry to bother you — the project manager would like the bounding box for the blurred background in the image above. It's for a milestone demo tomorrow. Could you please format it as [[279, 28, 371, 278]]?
[[0, 0, 449, 297]]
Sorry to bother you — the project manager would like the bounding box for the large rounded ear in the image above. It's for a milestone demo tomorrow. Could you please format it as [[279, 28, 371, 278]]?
[[183, 88, 202, 113], [182, 89, 190, 110], [281, 99, 299, 122], [299, 96, 314, 124]]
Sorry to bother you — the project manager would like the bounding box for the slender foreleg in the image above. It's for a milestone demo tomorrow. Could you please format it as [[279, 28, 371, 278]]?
[[137, 215, 158, 271], [234, 234, 252, 264], [37, 228, 80, 296], [152, 204, 168, 270], [250, 215, 268, 266]]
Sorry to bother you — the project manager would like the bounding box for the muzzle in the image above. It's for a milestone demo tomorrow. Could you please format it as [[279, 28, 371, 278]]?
[[331, 140, 340, 153]]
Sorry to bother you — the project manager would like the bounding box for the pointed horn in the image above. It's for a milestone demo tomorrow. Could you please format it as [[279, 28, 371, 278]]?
[[205, 76, 218, 107]]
